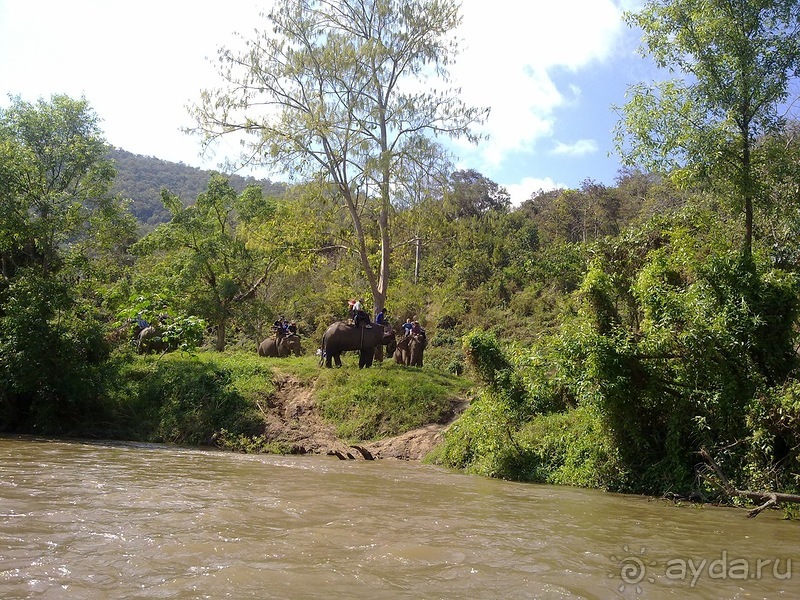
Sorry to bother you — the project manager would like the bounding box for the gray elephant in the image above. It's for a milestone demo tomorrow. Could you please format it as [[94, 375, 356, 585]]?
[[320, 321, 394, 368], [258, 334, 304, 357], [373, 326, 397, 362], [394, 332, 426, 367], [137, 325, 169, 354]]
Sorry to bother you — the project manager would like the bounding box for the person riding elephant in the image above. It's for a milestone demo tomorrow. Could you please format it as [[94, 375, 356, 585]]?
[[351, 298, 369, 328], [258, 333, 304, 357], [320, 319, 392, 368]]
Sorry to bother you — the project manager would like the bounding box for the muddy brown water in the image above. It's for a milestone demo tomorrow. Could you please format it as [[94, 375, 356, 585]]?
[[1, 436, 798, 599]]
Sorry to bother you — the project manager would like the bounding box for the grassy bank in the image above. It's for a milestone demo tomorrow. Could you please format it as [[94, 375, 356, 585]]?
[[90, 349, 472, 450]]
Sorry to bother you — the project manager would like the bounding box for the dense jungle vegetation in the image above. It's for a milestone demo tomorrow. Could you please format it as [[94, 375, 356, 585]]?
[[2, 0, 800, 505]]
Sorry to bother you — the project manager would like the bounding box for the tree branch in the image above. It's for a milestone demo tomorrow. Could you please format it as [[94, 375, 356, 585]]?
[[699, 447, 800, 518]]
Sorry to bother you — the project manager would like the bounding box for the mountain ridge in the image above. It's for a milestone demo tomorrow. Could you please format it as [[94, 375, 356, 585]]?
[[108, 147, 287, 228]]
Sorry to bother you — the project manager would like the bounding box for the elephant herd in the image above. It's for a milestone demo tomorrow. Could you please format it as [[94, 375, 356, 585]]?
[[257, 320, 426, 369], [134, 316, 425, 369]]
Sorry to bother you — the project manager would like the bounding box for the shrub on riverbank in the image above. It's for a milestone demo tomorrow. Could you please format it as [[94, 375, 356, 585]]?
[[103, 352, 266, 444], [432, 222, 800, 499]]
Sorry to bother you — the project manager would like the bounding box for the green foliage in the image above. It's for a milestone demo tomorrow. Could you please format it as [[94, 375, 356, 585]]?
[[553, 210, 800, 493], [436, 200, 800, 497], [0, 94, 114, 276], [616, 0, 800, 252], [0, 94, 127, 435], [462, 329, 514, 385], [115, 294, 205, 353], [509, 405, 628, 490], [131, 175, 292, 351], [0, 273, 111, 433], [315, 364, 469, 441], [427, 392, 519, 478], [742, 380, 800, 494], [104, 353, 264, 445], [437, 328, 651, 489]]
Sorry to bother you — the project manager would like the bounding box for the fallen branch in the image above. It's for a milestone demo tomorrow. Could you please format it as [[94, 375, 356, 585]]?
[[699, 447, 800, 518]]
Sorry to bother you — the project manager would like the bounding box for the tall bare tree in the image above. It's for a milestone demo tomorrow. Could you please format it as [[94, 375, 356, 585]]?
[[189, 0, 488, 312]]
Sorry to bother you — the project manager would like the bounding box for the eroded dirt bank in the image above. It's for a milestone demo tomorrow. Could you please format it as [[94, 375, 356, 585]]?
[[256, 375, 468, 460]]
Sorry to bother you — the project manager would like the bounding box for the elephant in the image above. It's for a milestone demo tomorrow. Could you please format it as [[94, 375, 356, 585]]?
[[258, 334, 304, 357], [394, 332, 426, 367], [373, 325, 397, 363], [320, 321, 394, 368], [137, 325, 170, 354]]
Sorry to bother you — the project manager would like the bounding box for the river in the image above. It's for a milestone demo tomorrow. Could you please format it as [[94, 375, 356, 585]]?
[[1, 436, 797, 599]]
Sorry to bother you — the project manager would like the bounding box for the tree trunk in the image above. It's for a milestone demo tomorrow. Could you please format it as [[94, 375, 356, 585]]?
[[741, 123, 753, 256], [414, 235, 421, 284], [215, 319, 226, 352]]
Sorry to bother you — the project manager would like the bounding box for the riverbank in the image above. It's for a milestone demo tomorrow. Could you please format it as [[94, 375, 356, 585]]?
[[86, 350, 474, 461], [223, 371, 470, 460]]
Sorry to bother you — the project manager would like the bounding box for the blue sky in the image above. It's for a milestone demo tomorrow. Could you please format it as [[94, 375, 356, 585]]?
[[0, 0, 651, 205]]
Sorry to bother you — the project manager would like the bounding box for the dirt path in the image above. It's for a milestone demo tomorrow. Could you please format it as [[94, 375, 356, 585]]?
[[257, 374, 468, 460]]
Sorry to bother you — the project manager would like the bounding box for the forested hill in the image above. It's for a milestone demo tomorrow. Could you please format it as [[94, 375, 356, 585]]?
[[108, 147, 287, 228]]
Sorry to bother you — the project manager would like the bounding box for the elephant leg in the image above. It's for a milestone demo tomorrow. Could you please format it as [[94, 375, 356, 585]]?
[[333, 353, 342, 367]]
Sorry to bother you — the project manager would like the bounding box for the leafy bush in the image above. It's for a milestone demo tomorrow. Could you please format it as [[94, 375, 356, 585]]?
[[0, 274, 112, 434], [434, 401, 628, 489], [512, 405, 628, 490]]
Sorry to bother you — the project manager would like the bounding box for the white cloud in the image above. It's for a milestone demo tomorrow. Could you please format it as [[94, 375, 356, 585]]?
[[504, 176, 568, 207], [450, 1, 627, 168], [0, 1, 266, 169], [552, 139, 599, 156]]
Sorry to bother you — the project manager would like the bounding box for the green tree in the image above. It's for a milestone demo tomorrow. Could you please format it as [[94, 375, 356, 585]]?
[[189, 0, 488, 312], [614, 0, 800, 254], [0, 94, 120, 432], [444, 169, 511, 220], [132, 175, 293, 351], [753, 120, 800, 267], [0, 94, 114, 276]]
